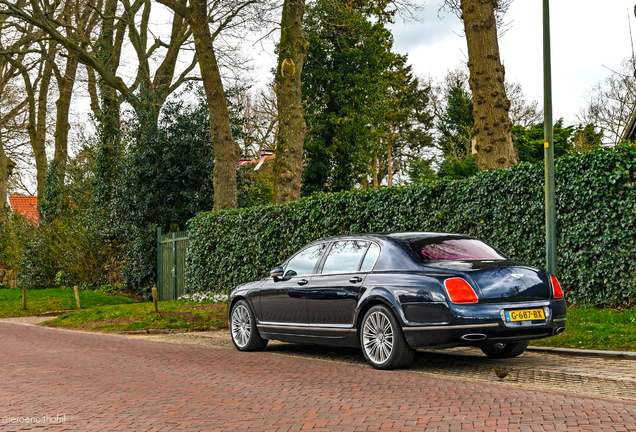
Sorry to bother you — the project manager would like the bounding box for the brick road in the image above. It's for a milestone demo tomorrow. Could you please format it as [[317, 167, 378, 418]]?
[[2, 322, 636, 431]]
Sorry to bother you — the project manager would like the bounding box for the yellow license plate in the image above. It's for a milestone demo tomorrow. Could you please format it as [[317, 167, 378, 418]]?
[[505, 309, 545, 322]]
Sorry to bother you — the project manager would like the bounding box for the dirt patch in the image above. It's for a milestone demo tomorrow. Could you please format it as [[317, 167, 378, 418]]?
[[160, 310, 204, 323], [179, 304, 226, 313], [44, 316, 144, 331]]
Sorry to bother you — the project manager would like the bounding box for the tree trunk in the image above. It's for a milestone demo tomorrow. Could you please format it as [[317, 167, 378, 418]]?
[[373, 158, 379, 187], [188, 0, 241, 210], [273, 0, 308, 204], [387, 140, 393, 187], [33, 53, 54, 200], [54, 57, 78, 165], [460, 0, 518, 170], [0, 135, 15, 225]]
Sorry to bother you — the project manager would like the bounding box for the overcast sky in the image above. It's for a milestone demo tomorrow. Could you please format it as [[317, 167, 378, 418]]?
[[387, 0, 635, 126], [248, 1, 635, 127]]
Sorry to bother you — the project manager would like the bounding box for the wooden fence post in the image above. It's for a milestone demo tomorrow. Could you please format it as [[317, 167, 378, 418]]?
[[73, 286, 81, 310], [22, 288, 26, 310], [152, 284, 159, 313]]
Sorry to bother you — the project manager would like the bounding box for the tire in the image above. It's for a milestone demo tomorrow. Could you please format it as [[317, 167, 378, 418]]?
[[480, 340, 529, 359], [230, 300, 268, 351], [360, 305, 415, 370]]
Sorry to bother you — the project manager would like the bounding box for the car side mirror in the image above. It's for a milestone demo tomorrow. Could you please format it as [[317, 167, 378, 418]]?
[[270, 266, 284, 282]]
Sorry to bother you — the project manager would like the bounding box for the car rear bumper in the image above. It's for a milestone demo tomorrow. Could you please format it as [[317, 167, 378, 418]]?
[[401, 299, 567, 349]]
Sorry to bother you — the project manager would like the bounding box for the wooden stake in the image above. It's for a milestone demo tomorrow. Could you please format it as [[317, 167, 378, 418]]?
[[73, 286, 81, 310], [22, 288, 26, 310], [152, 284, 159, 313]]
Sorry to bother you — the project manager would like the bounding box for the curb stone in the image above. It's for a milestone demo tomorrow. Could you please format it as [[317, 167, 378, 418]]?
[[117, 328, 189, 335], [528, 345, 636, 360]]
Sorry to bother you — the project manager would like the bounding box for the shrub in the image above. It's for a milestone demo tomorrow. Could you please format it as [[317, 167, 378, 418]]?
[[186, 144, 636, 307]]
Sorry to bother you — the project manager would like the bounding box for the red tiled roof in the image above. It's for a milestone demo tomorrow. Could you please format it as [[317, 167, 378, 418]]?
[[238, 149, 275, 170], [9, 195, 38, 225]]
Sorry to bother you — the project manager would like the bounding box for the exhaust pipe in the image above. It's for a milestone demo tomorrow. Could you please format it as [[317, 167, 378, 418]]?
[[554, 326, 566, 335], [461, 333, 487, 341]]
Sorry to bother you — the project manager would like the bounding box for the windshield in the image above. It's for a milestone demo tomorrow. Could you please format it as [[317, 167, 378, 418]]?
[[404, 237, 507, 262]]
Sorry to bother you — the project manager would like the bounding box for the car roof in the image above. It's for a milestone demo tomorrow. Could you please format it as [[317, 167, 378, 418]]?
[[307, 232, 471, 244]]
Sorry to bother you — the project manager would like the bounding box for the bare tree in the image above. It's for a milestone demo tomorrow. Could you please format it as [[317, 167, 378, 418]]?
[[0, 12, 53, 200], [155, 0, 278, 210], [506, 80, 543, 128], [233, 84, 278, 158], [578, 58, 636, 145], [51, 0, 102, 166], [0, 56, 27, 219]]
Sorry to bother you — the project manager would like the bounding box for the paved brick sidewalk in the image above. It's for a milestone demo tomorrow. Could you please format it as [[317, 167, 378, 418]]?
[[2, 322, 636, 431], [144, 331, 636, 402]]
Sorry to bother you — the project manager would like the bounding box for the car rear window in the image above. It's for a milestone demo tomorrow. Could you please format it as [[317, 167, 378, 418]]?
[[404, 237, 506, 261]]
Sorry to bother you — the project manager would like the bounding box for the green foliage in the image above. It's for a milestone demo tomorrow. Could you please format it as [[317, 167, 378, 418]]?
[[437, 154, 478, 179], [237, 165, 274, 208], [570, 123, 603, 153], [383, 63, 434, 183], [186, 144, 636, 308], [408, 158, 437, 183], [437, 79, 474, 161], [112, 90, 215, 298], [301, 0, 400, 193], [512, 119, 574, 164], [6, 154, 118, 290]]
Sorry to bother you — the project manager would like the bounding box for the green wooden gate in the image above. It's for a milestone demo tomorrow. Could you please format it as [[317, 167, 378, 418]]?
[[157, 228, 189, 301]]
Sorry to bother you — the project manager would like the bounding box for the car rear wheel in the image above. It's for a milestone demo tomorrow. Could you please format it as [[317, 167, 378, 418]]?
[[480, 340, 529, 359], [360, 305, 415, 370], [230, 300, 268, 351]]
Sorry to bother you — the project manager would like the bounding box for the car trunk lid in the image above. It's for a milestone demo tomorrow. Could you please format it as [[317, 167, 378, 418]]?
[[426, 260, 552, 303]]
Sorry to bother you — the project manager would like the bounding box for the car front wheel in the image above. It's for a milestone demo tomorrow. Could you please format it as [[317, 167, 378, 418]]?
[[230, 300, 268, 351], [360, 305, 415, 370], [480, 340, 529, 359]]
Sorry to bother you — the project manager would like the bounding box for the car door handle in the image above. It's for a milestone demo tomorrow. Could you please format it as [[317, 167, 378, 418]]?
[[349, 276, 363, 284], [297, 279, 309, 286]]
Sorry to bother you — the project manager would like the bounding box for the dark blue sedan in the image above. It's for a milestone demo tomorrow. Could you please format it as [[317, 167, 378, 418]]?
[[228, 233, 567, 369]]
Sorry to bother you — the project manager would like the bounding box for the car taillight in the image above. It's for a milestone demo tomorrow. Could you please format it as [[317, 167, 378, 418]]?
[[444, 278, 478, 304], [551, 274, 563, 299]]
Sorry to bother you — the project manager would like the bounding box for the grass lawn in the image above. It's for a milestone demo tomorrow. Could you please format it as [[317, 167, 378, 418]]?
[[531, 306, 636, 351], [3, 288, 633, 350], [0, 288, 137, 317], [42, 300, 227, 332]]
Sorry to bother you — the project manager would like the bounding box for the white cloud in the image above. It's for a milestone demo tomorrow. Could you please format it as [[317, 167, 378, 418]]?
[[389, 0, 636, 126]]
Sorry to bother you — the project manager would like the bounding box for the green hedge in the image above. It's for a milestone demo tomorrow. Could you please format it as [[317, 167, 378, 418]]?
[[186, 144, 636, 307]]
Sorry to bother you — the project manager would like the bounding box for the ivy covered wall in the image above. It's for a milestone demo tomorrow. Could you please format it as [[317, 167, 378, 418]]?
[[186, 145, 636, 307]]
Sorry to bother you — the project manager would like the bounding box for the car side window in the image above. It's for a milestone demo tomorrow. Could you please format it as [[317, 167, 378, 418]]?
[[321, 241, 369, 274], [284, 243, 328, 278], [359, 243, 380, 272]]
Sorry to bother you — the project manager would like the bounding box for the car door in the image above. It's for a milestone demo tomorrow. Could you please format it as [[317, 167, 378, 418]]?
[[258, 242, 328, 334], [306, 241, 380, 337]]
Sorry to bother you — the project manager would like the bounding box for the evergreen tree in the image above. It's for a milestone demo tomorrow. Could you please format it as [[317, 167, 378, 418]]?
[[382, 62, 434, 186], [512, 119, 574, 164], [301, 0, 398, 194], [435, 79, 477, 179]]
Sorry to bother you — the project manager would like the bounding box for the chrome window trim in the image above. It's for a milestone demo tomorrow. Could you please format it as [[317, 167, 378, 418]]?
[[358, 241, 381, 272]]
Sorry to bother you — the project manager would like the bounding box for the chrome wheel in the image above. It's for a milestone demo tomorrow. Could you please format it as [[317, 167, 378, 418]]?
[[363, 311, 394, 365], [231, 304, 251, 348]]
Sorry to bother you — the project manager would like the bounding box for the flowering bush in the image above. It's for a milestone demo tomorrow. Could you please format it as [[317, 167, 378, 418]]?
[[178, 292, 228, 303]]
